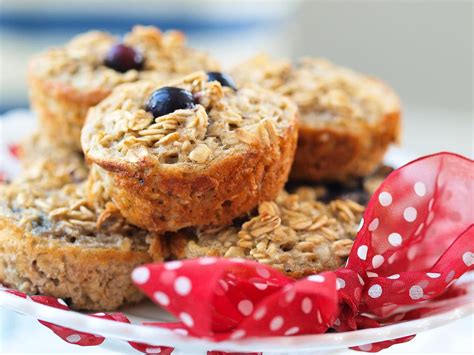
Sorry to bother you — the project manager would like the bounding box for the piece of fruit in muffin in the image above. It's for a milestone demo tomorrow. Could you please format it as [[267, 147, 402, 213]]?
[[0, 145, 165, 311], [168, 190, 364, 278], [82, 71, 299, 233], [28, 25, 220, 149], [232, 54, 401, 182]]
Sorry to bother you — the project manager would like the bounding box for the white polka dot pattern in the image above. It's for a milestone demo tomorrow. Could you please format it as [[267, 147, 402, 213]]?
[[372, 255, 384, 269], [368, 218, 379, 231], [284, 326, 300, 335], [409, 285, 424, 300], [388, 233, 402, 246], [403, 207, 417, 222], [131, 267, 150, 285], [414, 182, 426, 196], [378, 192, 392, 206], [368, 284, 382, 298], [66, 334, 81, 343], [307, 275, 325, 283], [230, 330, 246, 340], [336, 278, 346, 290], [164, 260, 183, 270], [270, 316, 284, 331], [253, 307, 267, 320], [238, 299, 254, 316], [462, 252, 474, 266], [256, 266, 271, 278], [357, 245, 368, 261], [179, 312, 194, 327], [301, 298, 312, 314], [153, 291, 170, 306], [174, 276, 192, 296]]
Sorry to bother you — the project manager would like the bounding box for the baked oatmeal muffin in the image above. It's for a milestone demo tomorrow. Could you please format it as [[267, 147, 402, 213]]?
[[169, 190, 364, 278], [28, 25, 219, 149], [17, 133, 88, 180], [0, 154, 166, 311], [232, 55, 401, 182], [82, 71, 298, 233]]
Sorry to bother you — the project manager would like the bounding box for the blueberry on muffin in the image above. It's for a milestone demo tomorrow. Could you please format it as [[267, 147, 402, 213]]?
[[82, 71, 299, 232], [28, 26, 220, 149]]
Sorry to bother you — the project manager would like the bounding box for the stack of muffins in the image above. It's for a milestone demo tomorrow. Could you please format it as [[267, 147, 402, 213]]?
[[0, 26, 401, 310]]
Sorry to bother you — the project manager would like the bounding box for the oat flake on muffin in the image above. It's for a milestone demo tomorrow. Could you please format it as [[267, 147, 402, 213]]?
[[82, 71, 298, 232], [28, 25, 220, 149]]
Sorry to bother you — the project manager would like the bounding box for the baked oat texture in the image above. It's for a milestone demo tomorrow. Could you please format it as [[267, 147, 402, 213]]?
[[0, 139, 166, 310], [17, 132, 89, 182], [28, 25, 220, 149], [82, 72, 299, 233], [232, 55, 401, 182], [169, 190, 364, 278]]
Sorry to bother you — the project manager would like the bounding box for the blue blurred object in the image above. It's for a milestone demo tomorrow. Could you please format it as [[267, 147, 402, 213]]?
[[0, 11, 269, 34]]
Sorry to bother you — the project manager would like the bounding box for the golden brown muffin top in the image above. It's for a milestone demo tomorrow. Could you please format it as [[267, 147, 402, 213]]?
[[82, 71, 298, 168], [29, 26, 219, 94], [232, 54, 400, 128]]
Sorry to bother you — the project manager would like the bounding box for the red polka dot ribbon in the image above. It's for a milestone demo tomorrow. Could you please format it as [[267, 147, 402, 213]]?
[[131, 153, 473, 352], [2, 152, 473, 354]]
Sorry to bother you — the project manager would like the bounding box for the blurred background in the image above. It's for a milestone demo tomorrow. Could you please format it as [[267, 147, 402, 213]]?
[[0, 0, 472, 157]]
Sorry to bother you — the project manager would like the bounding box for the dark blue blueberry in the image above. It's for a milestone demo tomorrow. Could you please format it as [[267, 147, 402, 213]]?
[[105, 44, 144, 73], [146, 87, 195, 118], [207, 72, 237, 90]]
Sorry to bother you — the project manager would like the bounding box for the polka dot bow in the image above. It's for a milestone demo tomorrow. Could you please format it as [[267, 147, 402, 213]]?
[[3, 153, 472, 354], [131, 153, 473, 351]]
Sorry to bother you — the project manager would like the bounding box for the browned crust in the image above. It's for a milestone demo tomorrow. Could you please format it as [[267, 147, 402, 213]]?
[[27, 61, 110, 150], [290, 109, 401, 182], [0, 217, 166, 311], [91, 118, 298, 232]]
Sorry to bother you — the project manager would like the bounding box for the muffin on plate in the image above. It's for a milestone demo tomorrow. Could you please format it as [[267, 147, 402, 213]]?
[[0, 143, 165, 311], [82, 71, 298, 233], [169, 189, 364, 278], [232, 55, 401, 182], [28, 25, 219, 149]]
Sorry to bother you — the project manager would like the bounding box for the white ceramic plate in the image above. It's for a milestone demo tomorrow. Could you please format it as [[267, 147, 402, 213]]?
[[0, 110, 472, 354], [1, 277, 472, 353]]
